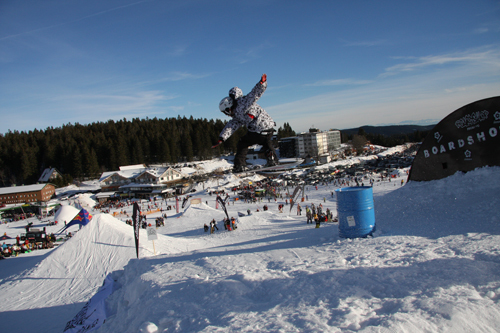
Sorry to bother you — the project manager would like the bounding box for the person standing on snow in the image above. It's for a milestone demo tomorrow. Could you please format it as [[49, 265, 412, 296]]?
[[306, 206, 312, 224], [212, 74, 278, 173]]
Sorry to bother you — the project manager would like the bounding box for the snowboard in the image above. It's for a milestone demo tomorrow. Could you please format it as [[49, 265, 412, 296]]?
[[234, 159, 304, 175]]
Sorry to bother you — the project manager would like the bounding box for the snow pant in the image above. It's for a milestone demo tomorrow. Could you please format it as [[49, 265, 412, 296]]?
[[234, 131, 276, 168]]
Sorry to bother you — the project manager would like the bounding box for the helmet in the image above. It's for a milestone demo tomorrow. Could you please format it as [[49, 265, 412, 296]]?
[[229, 87, 243, 100], [219, 97, 233, 116]]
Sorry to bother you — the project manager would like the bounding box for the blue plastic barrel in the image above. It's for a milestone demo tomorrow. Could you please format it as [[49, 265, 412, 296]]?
[[335, 186, 376, 238]]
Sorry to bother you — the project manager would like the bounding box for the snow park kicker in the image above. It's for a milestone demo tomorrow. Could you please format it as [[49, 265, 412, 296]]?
[[54, 205, 80, 225], [0, 214, 177, 332]]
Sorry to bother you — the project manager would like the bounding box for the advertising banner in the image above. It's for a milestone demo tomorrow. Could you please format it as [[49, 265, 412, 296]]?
[[409, 96, 500, 181]]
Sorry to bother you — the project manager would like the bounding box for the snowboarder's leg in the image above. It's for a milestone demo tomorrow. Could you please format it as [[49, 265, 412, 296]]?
[[262, 132, 278, 167], [234, 133, 255, 171]]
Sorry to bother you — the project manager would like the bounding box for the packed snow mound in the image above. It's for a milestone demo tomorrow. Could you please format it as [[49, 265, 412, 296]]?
[[88, 167, 500, 333], [54, 205, 80, 224], [376, 166, 500, 238], [221, 173, 239, 183], [377, 146, 403, 156], [243, 174, 266, 182], [72, 193, 97, 209], [178, 159, 233, 176], [9, 214, 173, 301], [0, 214, 176, 332], [55, 181, 101, 196], [194, 159, 232, 173], [181, 201, 225, 219]]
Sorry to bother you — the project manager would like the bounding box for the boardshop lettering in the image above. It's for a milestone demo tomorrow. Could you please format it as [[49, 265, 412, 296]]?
[[423, 126, 499, 158]]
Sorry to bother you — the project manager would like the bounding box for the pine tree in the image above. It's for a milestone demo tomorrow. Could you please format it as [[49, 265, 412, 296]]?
[[71, 146, 83, 179], [84, 147, 100, 178]]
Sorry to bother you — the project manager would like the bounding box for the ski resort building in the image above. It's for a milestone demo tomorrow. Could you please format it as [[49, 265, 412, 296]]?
[[38, 168, 62, 183], [99, 164, 183, 197], [279, 128, 341, 160], [0, 183, 56, 205]]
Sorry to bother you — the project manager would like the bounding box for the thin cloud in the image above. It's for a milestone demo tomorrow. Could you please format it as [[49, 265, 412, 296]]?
[[474, 27, 489, 34], [167, 45, 189, 57], [268, 49, 500, 131], [0, 0, 153, 41], [236, 42, 273, 64], [306, 79, 373, 87], [158, 72, 210, 82], [138, 72, 211, 86], [381, 47, 500, 77], [341, 39, 389, 47], [50, 90, 172, 113]]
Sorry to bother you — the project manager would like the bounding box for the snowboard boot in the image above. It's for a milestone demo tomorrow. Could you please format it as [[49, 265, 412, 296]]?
[[264, 151, 278, 168], [233, 165, 248, 173]]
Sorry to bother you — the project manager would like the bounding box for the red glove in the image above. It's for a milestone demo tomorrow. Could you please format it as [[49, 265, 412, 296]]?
[[260, 74, 267, 84], [211, 139, 222, 149]]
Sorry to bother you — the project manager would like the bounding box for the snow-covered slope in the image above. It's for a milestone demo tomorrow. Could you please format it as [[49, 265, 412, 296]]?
[[1, 166, 499, 332], [96, 167, 500, 333]]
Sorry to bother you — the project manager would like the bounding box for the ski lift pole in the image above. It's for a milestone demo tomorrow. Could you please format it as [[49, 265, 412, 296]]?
[[20, 204, 28, 220]]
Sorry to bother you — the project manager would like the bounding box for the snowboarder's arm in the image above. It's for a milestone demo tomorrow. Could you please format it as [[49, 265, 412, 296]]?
[[211, 138, 223, 149], [240, 75, 267, 113], [219, 118, 243, 141]]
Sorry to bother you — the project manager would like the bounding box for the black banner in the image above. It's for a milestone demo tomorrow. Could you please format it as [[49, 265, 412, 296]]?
[[132, 202, 141, 259], [216, 196, 229, 220], [182, 196, 189, 209], [289, 186, 302, 213], [409, 96, 500, 181]]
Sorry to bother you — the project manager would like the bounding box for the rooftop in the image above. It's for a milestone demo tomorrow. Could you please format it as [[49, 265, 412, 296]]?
[[0, 184, 50, 195]]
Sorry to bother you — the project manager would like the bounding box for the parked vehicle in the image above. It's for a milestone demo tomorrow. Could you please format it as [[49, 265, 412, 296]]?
[[20, 228, 48, 244]]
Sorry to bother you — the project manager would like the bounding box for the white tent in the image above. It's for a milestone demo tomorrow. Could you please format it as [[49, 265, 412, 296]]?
[[54, 205, 80, 225]]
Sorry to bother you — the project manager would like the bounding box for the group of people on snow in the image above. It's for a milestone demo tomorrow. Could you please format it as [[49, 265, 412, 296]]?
[[305, 203, 336, 227], [1, 234, 55, 259], [204, 217, 237, 234]]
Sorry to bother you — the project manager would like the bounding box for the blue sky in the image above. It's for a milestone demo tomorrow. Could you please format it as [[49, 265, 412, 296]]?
[[1, 0, 499, 135]]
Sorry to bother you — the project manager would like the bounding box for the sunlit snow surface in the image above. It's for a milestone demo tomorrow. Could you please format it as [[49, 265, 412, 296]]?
[[1, 165, 499, 332]]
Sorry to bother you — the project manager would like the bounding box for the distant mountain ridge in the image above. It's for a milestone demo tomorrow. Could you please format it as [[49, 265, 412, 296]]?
[[340, 124, 436, 136], [377, 119, 440, 126]]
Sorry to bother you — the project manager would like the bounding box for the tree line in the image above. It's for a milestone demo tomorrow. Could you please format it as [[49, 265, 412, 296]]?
[[0, 117, 297, 186], [345, 127, 430, 153], [0, 116, 427, 187]]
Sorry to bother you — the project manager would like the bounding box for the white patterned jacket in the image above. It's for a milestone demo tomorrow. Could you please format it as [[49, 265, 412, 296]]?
[[219, 80, 275, 141]]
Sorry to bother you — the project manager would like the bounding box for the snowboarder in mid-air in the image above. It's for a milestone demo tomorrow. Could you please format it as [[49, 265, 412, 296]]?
[[212, 74, 278, 173]]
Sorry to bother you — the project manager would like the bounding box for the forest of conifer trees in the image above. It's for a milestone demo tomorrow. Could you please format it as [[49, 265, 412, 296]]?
[[0, 117, 297, 187], [0, 115, 427, 188]]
